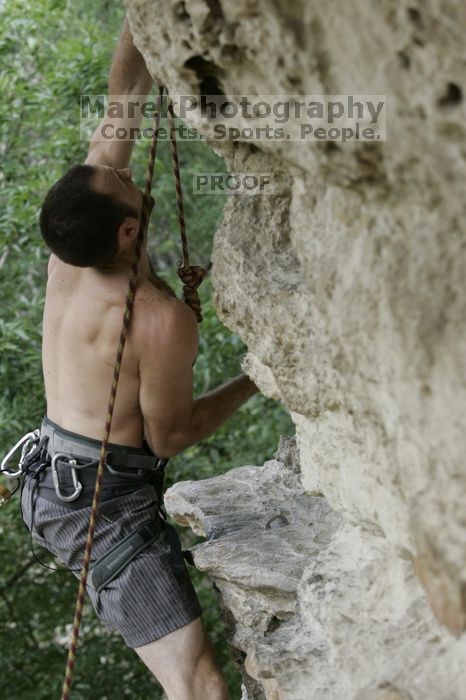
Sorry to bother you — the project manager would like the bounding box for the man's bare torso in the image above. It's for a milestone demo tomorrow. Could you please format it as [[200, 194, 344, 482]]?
[[42, 254, 171, 448]]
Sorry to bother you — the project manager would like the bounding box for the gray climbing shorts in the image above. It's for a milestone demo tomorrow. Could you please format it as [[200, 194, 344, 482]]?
[[20, 459, 202, 649]]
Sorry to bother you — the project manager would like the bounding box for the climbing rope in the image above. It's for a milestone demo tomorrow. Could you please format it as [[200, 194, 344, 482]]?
[[60, 84, 204, 699], [166, 99, 206, 322]]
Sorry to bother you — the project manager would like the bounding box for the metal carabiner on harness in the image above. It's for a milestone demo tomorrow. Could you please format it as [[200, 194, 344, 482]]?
[[1, 429, 41, 506], [1, 430, 41, 478], [51, 453, 83, 502]]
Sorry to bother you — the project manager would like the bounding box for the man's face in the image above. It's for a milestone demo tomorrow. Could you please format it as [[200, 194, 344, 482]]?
[[91, 164, 143, 218]]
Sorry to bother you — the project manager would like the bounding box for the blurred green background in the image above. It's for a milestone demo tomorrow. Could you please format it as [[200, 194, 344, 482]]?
[[0, 1, 293, 697]]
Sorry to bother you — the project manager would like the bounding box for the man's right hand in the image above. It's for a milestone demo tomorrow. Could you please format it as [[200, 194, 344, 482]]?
[[85, 18, 153, 170]]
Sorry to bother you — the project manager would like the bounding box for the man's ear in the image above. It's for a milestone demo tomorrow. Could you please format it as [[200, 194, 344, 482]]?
[[117, 216, 140, 247]]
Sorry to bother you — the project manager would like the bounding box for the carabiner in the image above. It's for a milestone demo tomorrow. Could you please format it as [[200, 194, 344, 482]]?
[[51, 453, 83, 502], [1, 430, 40, 478]]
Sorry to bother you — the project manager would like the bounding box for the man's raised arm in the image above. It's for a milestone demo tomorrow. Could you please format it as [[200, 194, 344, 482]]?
[[85, 18, 153, 169]]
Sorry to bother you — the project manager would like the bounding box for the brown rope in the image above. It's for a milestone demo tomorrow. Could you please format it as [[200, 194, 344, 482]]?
[[60, 84, 205, 698], [60, 86, 164, 700], [166, 97, 206, 322]]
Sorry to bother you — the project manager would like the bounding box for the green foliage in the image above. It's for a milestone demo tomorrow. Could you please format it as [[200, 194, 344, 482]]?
[[0, 1, 294, 698]]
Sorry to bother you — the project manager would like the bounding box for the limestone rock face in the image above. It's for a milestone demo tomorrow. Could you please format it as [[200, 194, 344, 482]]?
[[126, 0, 466, 697], [165, 437, 343, 699], [166, 439, 466, 699]]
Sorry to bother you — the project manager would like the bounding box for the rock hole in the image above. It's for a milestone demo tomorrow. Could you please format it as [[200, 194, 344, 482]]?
[[265, 616, 282, 636], [184, 56, 225, 111], [174, 0, 191, 22], [287, 75, 302, 87], [438, 82, 462, 107], [205, 0, 224, 20], [398, 51, 410, 69], [325, 141, 341, 154], [407, 7, 423, 28]]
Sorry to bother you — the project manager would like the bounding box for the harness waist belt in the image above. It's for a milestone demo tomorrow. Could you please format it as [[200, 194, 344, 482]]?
[[88, 519, 159, 592], [40, 416, 166, 474]]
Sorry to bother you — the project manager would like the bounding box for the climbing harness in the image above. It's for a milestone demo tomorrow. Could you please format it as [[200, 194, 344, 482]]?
[[87, 519, 160, 593], [0, 84, 206, 699]]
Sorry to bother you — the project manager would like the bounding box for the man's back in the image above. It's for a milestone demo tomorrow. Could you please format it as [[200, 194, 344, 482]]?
[[42, 254, 183, 450]]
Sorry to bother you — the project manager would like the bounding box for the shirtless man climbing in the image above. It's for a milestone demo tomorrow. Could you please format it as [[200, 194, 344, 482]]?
[[20, 18, 257, 700]]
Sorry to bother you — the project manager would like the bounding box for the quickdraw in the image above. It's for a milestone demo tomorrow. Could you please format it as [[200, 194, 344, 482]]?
[[1, 429, 40, 477], [0, 429, 40, 505]]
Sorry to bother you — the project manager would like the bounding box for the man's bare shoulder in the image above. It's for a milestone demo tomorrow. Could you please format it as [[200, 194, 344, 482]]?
[[133, 283, 199, 358]]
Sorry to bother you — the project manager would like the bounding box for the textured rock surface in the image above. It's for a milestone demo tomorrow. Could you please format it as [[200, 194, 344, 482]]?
[[166, 440, 466, 700], [127, 0, 466, 697], [165, 438, 343, 699]]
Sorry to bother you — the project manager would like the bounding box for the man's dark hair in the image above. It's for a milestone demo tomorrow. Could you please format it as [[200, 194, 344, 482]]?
[[39, 164, 138, 267]]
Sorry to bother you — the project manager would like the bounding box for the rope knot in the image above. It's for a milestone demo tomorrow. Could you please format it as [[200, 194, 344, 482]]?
[[177, 264, 206, 322]]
